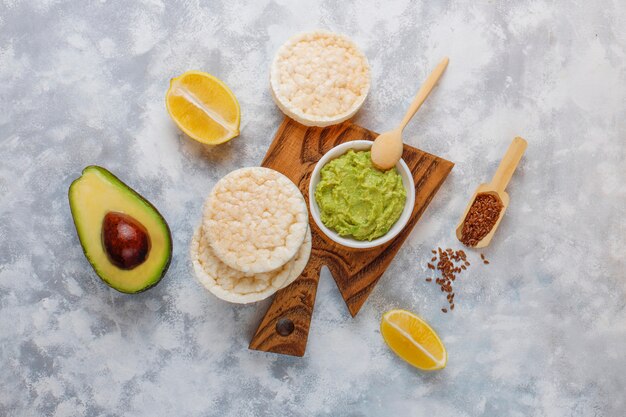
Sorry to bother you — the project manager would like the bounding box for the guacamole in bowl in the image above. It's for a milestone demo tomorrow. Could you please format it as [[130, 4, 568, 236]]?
[[314, 150, 407, 241]]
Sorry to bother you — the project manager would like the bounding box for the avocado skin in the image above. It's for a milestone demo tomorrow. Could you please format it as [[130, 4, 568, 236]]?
[[68, 166, 173, 294]]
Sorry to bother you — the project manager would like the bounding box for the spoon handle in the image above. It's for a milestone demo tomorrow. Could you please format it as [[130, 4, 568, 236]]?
[[398, 57, 449, 131], [491, 137, 528, 192]]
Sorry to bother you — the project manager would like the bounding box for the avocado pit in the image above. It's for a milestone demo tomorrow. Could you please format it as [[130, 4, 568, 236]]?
[[102, 211, 151, 270]]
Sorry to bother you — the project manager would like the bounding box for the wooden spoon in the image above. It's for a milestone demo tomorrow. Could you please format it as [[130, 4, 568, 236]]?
[[456, 137, 528, 248], [371, 57, 449, 170]]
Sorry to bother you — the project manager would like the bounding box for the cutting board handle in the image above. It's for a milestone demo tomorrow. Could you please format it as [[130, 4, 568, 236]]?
[[249, 262, 321, 356], [490, 137, 527, 192]]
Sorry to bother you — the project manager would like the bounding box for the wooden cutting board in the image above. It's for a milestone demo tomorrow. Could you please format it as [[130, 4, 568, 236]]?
[[249, 117, 454, 356]]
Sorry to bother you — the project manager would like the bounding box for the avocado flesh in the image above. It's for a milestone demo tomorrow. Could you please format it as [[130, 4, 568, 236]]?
[[69, 166, 172, 293]]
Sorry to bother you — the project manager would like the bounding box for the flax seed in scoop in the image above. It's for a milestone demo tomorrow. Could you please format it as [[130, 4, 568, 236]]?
[[456, 137, 527, 248]]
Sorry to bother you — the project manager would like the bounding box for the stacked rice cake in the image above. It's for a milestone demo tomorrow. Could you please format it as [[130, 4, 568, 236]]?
[[190, 167, 311, 303]]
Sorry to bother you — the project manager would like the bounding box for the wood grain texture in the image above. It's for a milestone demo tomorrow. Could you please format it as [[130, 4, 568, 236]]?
[[249, 117, 454, 356]]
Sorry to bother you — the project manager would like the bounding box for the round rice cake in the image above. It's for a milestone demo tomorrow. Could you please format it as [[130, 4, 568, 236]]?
[[203, 167, 308, 273], [190, 225, 312, 303], [270, 30, 371, 127]]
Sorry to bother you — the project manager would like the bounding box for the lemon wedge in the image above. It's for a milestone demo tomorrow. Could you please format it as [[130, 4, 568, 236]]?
[[380, 309, 447, 371], [166, 71, 240, 145]]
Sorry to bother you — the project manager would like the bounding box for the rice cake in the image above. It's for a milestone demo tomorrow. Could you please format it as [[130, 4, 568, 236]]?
[[191, 225, 312, 303], [203, 167, 308, 273]]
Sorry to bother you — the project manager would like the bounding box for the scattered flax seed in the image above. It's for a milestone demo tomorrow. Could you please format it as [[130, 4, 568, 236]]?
[[460, 193, 503, 246], [421, 247, 489, 313]]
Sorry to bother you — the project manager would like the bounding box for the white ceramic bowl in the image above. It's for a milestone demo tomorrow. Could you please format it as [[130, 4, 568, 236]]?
[[309, 140, 415, 249]]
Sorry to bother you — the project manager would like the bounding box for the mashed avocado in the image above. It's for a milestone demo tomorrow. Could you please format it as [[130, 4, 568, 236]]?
[[315, 150, 406, 241]]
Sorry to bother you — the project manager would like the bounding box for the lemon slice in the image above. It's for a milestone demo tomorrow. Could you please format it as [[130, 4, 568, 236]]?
[[380, 309, 447, 371], [166, 71, 240, 145]]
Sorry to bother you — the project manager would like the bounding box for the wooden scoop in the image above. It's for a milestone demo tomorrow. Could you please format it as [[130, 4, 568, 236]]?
[[456, 137, 527, 248], [371, 57, 449, 170]]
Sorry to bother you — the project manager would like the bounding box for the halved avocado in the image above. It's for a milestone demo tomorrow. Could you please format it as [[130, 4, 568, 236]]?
[[68, 166, 172, 293]]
